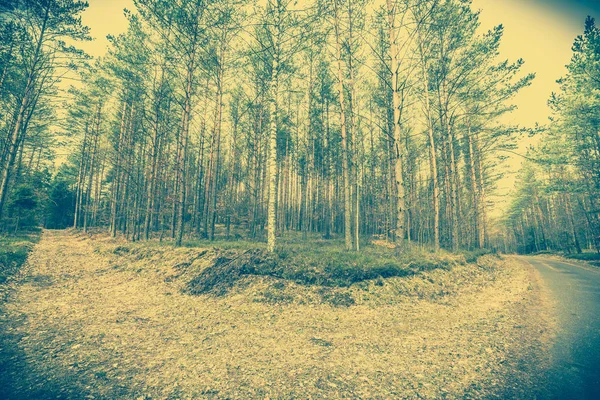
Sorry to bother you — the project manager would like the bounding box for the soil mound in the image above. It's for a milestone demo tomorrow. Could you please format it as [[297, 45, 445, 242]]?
[[186, 249, 276, 295]]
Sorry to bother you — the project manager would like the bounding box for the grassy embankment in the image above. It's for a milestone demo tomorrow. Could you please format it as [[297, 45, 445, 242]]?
[[90, 231, 496, 306], [533, 249, 600, 267], [0, 231, 39, 286], [564, 251, 600, 266]]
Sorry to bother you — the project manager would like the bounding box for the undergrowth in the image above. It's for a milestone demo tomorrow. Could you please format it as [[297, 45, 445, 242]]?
[[97, 231, 500, 304], [138, 233, 484, 293], [530, 249, 600, 266], [563, 251, 600, 267], [564, 251, 600, 261]]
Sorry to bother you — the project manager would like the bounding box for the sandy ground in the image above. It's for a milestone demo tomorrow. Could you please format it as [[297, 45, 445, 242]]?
[[0, 230, 554, 399]]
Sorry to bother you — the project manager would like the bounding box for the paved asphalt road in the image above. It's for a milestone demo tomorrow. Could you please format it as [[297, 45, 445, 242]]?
[[522, 257, 600, 399]]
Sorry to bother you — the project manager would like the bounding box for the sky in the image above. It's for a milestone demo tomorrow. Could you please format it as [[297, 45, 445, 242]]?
[[79, 0, 134, 57], [472, 0, 600, 127]]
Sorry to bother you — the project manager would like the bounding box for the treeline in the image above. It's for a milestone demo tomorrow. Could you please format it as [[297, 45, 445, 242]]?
[[2, 0, 533, 252], [505, 17, 600, 254], [0, 0, 89, 231]]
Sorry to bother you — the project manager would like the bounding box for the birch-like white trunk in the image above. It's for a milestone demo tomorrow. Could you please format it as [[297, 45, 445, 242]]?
[[386, 0, 406, 248], [333, 0, 353, 251], [267, 31, 280, 253]]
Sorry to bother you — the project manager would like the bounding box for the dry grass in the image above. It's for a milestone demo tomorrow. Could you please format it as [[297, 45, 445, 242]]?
[[0, 230, 554, 399]]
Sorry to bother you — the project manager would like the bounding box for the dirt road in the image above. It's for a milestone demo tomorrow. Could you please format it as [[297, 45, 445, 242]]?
[[0, 230, 553, 398]]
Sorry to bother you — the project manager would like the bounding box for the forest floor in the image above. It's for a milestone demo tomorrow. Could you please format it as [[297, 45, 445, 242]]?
[[0, 230, 555, 399]]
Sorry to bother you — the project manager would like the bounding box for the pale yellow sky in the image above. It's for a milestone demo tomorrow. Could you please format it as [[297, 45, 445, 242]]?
[[473, 0, 599, 127], [79, 0, 134, 58]]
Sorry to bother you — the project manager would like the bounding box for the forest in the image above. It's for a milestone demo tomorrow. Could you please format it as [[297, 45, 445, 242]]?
[[506, 16, 600, 256], [0, 0, 597, 256], [4, 1, 600, 397]]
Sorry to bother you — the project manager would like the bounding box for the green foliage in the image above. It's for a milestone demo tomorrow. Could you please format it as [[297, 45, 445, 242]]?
[[4, 170, 51, 231], [9, 184, 37, 212], [1, 166, 76, 232], [44, 179, 75, 229], [0, 0, 90, 224]]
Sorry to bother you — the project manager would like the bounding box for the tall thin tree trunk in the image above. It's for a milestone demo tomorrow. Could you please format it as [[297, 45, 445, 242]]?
[[175, 61, 194, 246], [110, 101, 128, 237], [209, 43, 226, 241], [386, 0, 406, 250], [266, 17, 280, 253], [333, 0, 353, 251]]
